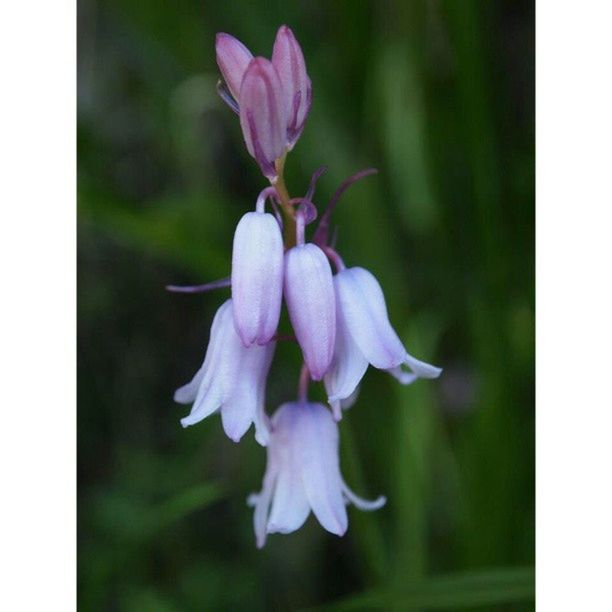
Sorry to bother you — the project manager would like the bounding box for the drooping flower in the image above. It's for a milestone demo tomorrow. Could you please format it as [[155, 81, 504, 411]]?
[[271, 25, 312, 149], [283, 243, 336, 380], [174, 300, 274, 445], [231, 190, 284, 347], [324, 267, 442, 416], [248, 401, 386, 548]]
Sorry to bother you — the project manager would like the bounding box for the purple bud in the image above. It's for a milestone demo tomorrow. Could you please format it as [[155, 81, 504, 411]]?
[[215, 33, 253, 101], [272, 25, 312, 149], [283, 244, 335, 380], [239, 57, 287, 180], [231, 211, 284, 346]]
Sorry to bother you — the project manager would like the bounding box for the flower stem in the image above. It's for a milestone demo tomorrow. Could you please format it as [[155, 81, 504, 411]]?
[[274, 154, 297, 248], [298, 363, 310, 403]]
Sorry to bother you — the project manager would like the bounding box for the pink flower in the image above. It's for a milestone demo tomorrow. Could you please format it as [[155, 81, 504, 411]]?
[[231, 192, 284, 347], [324, 267, 442, 416], [174, 300, 274, 445], [283, 243, 336, 380], [238, 57, 287, 180], [215, 26, 312, 177], [248, 401, 386, 548]]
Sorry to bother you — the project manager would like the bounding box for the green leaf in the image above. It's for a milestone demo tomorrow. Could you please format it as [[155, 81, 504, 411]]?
[[313, 566, 535, 611]]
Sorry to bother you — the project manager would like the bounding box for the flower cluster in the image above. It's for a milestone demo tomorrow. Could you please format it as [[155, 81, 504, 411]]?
[[172, 25, 442, 548]]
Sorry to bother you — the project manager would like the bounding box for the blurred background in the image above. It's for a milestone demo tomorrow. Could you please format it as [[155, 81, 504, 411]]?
[[78, 1, 534, 610]]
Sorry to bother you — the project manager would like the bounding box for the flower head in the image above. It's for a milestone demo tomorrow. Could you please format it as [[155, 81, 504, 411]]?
[[174, 300, 274, 445], [248, 401, 386, 548], [325, 267, 442, 415]]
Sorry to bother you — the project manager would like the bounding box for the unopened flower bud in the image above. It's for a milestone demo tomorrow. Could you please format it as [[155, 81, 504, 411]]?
[[283, 244, 335, 380], [239, 57, 287, 180], [231, 210, 284, 346]]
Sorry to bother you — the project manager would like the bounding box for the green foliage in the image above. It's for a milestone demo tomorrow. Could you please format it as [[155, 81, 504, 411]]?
[[78, 0, 534, 610]]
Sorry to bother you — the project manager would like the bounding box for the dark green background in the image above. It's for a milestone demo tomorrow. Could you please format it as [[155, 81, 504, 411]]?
[[78, 1, 534, 610]]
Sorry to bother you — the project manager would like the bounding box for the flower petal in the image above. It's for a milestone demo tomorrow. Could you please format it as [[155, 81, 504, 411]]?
[[404, 352, 442, 379], [335, 267, 407, 369], [296, 403, 347, 536], [284, 244, 336, 380], [248, 466, 278, 549], [239, 57, 287, 180], [324, 279, 369, 411], [220, 340, 275, 443], [231, 211, 284, 346], [215, 33, 253, 101], [342, 481, 387, 511], [267, 466, 310, 535], [176, 300, 232, 425], [271, 25, 311, 147]]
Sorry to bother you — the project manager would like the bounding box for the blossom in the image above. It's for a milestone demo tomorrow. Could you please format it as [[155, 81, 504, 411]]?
[[215, 26, 312, 175], [174, 300, 274, 445], [324, 267, 442, 416], [248, 401, 386, 548], [238, 57, 287, 180], [231, 194, 284, 347], [283, 243, 336, 380]]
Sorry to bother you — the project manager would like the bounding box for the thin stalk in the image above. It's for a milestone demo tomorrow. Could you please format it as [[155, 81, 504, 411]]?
[[274, 155, 297, 247]]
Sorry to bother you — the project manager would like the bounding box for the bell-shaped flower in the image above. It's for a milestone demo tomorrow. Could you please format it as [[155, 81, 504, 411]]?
[[174, 299, 274, 445], [271, 25, 312, 149], [231, 203, 284, 347], [283, 243, 335, 380], [325, 267, 442, 415], [215, 33, 253, 102], [239, 57, 287, 181], [247, 401, 386, 548]]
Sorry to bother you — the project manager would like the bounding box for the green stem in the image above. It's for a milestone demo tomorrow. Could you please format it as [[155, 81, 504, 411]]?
[[274, 155, 296, 248]]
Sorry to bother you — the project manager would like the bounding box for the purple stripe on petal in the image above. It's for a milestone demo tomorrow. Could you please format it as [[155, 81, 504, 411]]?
[[239, 57, 287, 180], [272, 25, 311, 148]]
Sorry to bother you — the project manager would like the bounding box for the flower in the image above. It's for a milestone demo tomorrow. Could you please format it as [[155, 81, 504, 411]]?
[[324, 267, 442, 416], [174, 300, 274, 445], [247, 401, 386, 548], [215, 26, 312, 174], [283, 243, 336, 380], [239, 57, 287, 180], [231, 200, 284, 347]]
